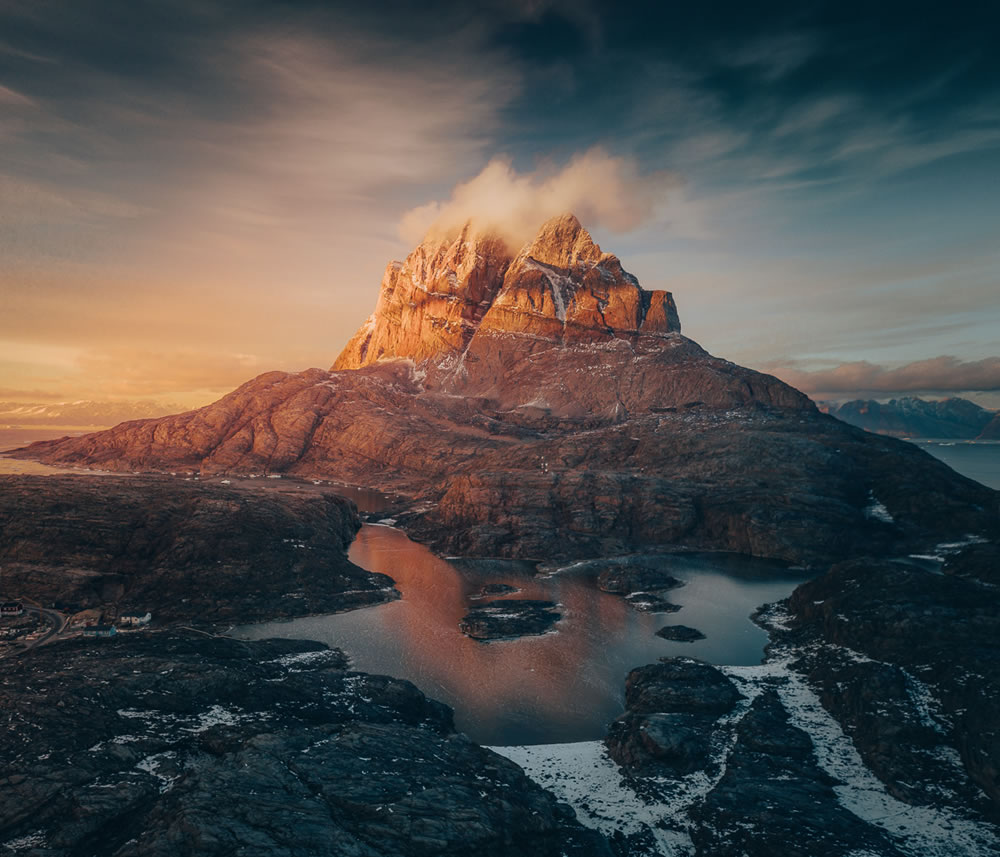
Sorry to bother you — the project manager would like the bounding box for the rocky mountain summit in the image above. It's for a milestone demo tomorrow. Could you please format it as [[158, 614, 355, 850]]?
[[11, 215, 998, 565], [334, 214, 681, 376]]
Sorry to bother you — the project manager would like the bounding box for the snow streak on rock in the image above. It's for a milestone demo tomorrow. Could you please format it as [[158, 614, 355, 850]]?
[[490, 741, 695, 856], [757, 662, 998, 857], [495, 645, 998, 857]]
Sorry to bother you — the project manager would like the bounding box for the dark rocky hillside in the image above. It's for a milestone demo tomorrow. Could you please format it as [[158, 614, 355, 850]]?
[[508, 543, 1000, 856], [0, 475, 395, 625]]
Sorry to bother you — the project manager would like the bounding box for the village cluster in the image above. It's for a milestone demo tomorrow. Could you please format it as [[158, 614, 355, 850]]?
[[0, 599, 153, 653]]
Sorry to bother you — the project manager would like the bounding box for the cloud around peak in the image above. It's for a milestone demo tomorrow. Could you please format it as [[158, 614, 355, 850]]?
[[398, 149, 675, 249]]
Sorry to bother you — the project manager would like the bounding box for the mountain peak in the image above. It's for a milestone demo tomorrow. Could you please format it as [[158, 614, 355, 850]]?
[[331, 221, 513, 371], [407, 219, 511, 288], [536, 211, 585, 236], [520, 213, 602, 268], [333, 213, 680, 372]]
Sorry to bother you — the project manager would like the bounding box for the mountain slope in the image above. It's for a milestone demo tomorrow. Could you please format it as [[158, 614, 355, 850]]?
[[978, 412, 1000, 440], [11, 215, 998, 565]]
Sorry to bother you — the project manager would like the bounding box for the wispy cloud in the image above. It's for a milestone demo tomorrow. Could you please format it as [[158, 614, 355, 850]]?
[[0, 397, 182, 425], [74, 347, 266, 397], [0, 83, 34, 104], [720, 31, 822, 81], [1, 25, 519, 242], [0, 13, 522, 400], [0, 387, 74, 402]]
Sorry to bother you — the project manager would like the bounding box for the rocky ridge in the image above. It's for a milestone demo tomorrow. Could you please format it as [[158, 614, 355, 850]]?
[[10, 214, 998, 566], [776, 546, 1000, 815], [979, 412, 1000, 440]]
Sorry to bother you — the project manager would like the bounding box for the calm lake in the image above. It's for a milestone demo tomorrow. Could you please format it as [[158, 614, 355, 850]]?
[[234, 526, 809, 745]]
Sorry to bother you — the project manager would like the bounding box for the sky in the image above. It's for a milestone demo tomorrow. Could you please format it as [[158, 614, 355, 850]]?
[[2, 0, 999, 416]]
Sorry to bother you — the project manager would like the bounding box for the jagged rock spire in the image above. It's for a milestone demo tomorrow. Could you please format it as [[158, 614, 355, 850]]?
[[332, 222, 512, 370], [332, 213, 680, 371]]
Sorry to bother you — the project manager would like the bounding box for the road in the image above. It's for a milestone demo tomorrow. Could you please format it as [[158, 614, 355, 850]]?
[[19, 599, 67, 650]]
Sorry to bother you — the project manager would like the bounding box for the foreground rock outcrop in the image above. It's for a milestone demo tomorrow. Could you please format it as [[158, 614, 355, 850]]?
[[774, 545, 1000, 817], [0, 632, 608, 856], [11, 215, 998, 565], [606, 659, 743, 776], [0, 475, 395, 626]]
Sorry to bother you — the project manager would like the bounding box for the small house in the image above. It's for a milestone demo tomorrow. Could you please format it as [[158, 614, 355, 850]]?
[[82, 625, 117, 638], [119, 612, 152, 627], [1, 602, 24, 617]]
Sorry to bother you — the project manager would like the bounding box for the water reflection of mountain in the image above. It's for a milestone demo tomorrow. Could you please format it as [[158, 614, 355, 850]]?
[[235, 525, 810, 745]]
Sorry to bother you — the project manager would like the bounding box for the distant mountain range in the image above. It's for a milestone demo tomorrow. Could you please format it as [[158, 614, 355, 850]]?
[[0, 399, 181, 427], [824, 397, 999, 439]]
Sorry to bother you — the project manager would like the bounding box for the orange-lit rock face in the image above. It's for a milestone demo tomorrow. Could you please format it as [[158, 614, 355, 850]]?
[[333, 223, 512, 370], [333, 214, 680, 371], [477, 213, 680, 346]]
